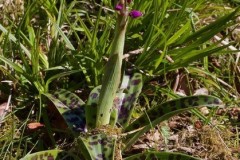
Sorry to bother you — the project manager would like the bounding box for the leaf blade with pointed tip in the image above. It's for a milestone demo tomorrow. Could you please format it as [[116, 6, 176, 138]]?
[[123, 95, 223, 151], [43, 90, 86, 132], [20, 149, 77, 160]]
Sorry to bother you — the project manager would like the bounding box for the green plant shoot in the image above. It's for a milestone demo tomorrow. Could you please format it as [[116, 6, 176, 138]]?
[[96, 2, 129, 127]]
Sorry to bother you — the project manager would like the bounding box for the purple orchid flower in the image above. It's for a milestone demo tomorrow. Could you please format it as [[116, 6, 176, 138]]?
[[115, 3, 123, 11], [129, 10, 143, 18]]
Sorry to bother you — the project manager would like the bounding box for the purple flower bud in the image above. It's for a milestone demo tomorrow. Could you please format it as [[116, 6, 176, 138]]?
[[115, 3, 123, 11], [129, 10, 142, 18]]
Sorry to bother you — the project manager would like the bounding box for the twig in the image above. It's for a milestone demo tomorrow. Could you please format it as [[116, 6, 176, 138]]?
[[166, 55, 180, 92], [213, 35, 240, 69]]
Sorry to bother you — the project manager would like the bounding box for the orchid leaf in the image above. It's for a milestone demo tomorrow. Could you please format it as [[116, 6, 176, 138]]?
[[20, 149, 77, 160], [44, 89, 86, 132], [123, 95, 223, 150], [110, 91, 125, 126], [118, 73, 143, 128], [77, 133, 116, 160], [86, 85, 101, 129], [86, 73, 142, 128]]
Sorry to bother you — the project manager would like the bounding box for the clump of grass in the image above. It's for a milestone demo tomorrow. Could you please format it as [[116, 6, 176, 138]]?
[[175, 124, 235, 159]]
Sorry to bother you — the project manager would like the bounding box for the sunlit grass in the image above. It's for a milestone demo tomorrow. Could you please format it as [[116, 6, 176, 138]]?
[[0, 0, 239, 159]]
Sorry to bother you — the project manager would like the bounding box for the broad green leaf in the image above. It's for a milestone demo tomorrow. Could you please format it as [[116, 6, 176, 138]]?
[[77, 133, 116, 160], [86, 73, 142, 128], [124, 151, 200, 160], [86, 85, 101, 129], [85, 83, 125, 128], [118, 73, 143, 128], [85, 83, 122, 128], [110, 90, 125, 127], [20, 149, 77, 160], [44, 90, 86, 132], [123, 95, 223, 150]]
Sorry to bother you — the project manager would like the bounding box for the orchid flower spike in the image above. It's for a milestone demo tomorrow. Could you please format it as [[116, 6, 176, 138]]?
[[115, 0, 143, 19]]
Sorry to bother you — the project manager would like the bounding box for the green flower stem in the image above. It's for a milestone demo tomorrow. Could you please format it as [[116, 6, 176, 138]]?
[[96, 12, 128, 127]]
